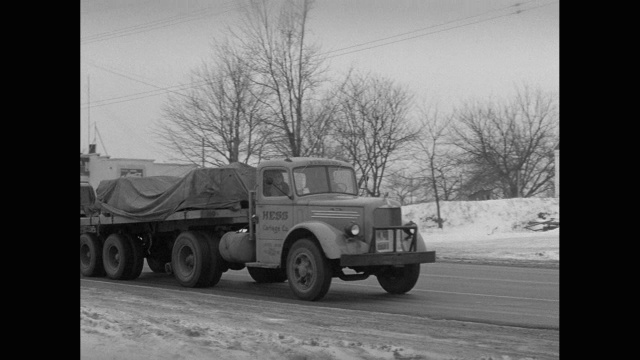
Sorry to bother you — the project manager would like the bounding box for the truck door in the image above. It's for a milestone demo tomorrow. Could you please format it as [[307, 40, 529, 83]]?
[[255, 167, 294, 265]]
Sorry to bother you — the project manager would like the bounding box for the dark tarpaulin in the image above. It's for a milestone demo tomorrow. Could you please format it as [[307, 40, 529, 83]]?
[[96, 162, 256, 221]]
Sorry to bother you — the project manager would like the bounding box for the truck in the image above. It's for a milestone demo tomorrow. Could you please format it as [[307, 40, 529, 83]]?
[[80, 157, 436, 301]]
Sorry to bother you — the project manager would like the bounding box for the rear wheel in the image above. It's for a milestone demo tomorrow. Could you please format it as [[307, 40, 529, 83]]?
[[123, 235, 144, 280], [248, 267, 287, 283], [199, 232, 225, 287], [376, 264, 420, 294], [286, 239, 332, 301], [102, 233, 134, 280], [171, 231, 213, 288], [80, 233, 104, 277]]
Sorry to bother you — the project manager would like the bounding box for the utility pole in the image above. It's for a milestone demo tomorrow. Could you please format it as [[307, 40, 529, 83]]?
[[87, 75, 91, 153], [202, 137, 205, 167]]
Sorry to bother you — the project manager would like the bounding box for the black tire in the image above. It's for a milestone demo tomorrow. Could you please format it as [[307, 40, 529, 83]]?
[[103, 233, 134, 280], [80, 233, 105, 277], [123, 235, 144, 280], [376, 264, 421, 294], [146, 256, 169, 273], [286, 239, 332, 301], [199, 232, 225, 287], [171, 231, 213, 288], [247, 267, 287, 283]]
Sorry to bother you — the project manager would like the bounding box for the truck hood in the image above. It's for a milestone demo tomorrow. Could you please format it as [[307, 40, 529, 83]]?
[[296, 195, 404, 244], [296, 194, 398, 209]]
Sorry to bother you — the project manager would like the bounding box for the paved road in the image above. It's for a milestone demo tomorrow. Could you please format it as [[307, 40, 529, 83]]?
[[81, 261, 559, 330]]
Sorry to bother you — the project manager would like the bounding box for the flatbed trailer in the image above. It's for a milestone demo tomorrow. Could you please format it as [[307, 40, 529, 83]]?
[[80, 208, 250, 229]]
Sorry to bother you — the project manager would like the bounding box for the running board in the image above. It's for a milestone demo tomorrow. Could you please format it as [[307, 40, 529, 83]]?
[[338, 271, 370, 281]]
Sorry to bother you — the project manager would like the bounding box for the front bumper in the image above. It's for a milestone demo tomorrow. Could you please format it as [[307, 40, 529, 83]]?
[[340, 250, 436, 267], [340, 224, 436, 267]]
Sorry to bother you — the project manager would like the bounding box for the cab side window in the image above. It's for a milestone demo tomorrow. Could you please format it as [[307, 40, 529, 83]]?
[[263, 169, 291, 197]]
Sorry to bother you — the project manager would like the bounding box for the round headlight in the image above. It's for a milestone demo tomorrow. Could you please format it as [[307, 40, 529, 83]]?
[[345, 223, 360, 237]]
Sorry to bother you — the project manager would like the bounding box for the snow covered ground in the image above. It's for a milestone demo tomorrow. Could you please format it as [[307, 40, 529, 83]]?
[[81, 197, 560, 360], [403, 197, 559, 267]]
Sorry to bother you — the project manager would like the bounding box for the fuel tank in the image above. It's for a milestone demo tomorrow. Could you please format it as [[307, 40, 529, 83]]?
[[219, 232, 256, 263]]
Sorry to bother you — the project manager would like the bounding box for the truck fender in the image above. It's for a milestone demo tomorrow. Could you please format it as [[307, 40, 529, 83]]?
[[414, 231, 428, 252], [285, 221, 344, 259]]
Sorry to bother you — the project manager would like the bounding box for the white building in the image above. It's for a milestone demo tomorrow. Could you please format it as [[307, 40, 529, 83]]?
[[80, 152, 197, 190]]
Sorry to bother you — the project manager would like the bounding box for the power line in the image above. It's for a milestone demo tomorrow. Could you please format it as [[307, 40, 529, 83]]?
[[323, 1, 558, 59], [80, 1, 557, 109], [84, 59, 192, 99], [79, 80, 206, 109], [321, 0, 538, 56], [81, 2, 243, 45]]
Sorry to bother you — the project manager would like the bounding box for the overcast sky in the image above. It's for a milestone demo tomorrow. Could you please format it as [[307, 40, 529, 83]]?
[[80, 0, 559, 163]]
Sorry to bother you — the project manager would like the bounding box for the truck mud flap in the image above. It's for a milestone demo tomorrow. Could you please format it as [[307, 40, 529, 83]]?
[[340, 251, 436, 267]]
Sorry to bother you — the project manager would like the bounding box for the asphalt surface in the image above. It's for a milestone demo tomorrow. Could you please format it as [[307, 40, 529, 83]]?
[[81, 261, 559, 330]]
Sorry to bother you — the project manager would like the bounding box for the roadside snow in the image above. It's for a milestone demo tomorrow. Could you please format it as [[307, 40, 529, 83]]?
[[403, 198, 559, 235], [403, 198, 559, 265]]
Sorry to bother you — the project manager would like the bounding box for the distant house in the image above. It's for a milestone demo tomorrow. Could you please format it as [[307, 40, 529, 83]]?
[[554, 143, 559, 197], [80, 151, 197, 190]]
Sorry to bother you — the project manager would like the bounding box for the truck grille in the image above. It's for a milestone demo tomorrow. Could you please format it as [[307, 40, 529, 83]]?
[[374, 228, 413, 252], [373, 208, 401, 227], [310, 210, 360, 219]]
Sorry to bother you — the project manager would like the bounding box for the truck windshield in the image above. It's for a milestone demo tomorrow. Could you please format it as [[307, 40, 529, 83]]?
[[293, 166, 357, 196]]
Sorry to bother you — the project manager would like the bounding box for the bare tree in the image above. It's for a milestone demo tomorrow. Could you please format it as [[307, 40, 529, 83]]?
[[156, 40, 268, 166], [411, 107, 458, 228], [233, 0, 330, 157], [333, 73, 417, 197], [452, 85, 559, 198], [383, 168, 423, 205]]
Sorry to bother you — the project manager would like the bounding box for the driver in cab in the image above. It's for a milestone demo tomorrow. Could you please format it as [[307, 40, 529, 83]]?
[[264, 170, 290, 197]]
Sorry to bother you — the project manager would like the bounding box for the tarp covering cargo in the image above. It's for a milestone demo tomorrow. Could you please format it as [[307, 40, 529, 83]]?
[[95, 162, 256, 221]]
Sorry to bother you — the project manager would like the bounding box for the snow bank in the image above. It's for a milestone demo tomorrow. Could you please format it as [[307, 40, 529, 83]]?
[[401, 197, 560, 263], [403, 197, 559, 235]]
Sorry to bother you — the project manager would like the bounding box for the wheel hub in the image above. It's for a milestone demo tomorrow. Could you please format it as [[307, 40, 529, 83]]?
[[178, 245, 195, 274], [294, 255, 313, 287], [80, 245, 91, 265], [107, 246, 120, 267]]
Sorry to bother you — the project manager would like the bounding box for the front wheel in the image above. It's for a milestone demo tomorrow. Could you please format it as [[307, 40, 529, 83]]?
[[286, 239, 332, 301], [376, 264, 420, 294]]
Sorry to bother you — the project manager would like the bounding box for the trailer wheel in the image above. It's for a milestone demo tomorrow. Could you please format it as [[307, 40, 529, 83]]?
[[80, 233, 105, 277], [376, 264, 420, 294], [247, 267, 287, 283], [286, 239, 332, 301], [123, 235, 144, 280], [103, 233, 133, 280], [171, 231, 213, 288]]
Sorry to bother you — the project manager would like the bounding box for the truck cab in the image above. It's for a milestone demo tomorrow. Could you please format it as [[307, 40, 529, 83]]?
[[247, 157, 435, 300]]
